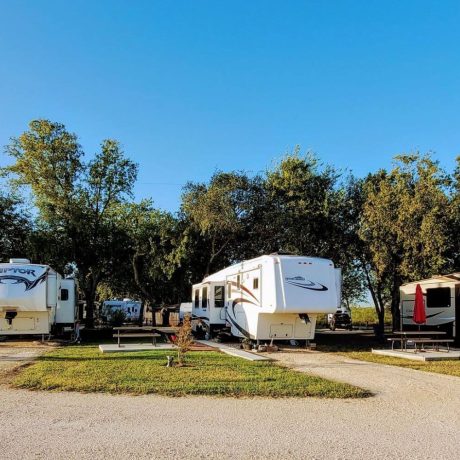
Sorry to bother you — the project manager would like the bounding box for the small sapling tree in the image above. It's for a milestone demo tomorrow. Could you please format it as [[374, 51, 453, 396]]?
[[176, 314, 194, 366]]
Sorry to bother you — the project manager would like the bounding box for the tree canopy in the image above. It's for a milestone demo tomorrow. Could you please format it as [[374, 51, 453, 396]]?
[[2, 120, 457, 333]]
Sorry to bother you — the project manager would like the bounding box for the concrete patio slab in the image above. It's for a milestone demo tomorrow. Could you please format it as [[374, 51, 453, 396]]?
[[372, 348, 460, 361], [196, 340, 271, 361]]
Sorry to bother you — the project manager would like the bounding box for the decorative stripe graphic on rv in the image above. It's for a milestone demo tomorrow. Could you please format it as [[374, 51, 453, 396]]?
[[285, 277, 328, 291], [191, 314, 210, 321], [226, 297, 258, 339], [229, 281, 259, 303], [0, 269, 48, 292], [402, 311, 446, 320]]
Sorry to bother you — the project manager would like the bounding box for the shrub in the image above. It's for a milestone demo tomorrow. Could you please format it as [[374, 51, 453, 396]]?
[[109, 309, 126, 327], [175, 315, 194, 365]]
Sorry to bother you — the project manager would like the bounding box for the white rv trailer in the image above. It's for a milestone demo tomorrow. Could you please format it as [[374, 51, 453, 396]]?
[[179, 302, 193, 320], [0, 259, 76, 335], [192, 254, 341, 341], [102, 299, 141, 321], [400, 273, 459, 338]]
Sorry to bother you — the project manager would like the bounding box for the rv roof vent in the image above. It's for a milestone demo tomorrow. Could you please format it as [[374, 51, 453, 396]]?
[[9, 258, 31, 264]]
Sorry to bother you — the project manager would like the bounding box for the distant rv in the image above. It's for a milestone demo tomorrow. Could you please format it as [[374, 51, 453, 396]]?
[[0, 258, 76, 335], [400, 273, 459, 339], [102, 299, 141, 322], [191, 254, 341, 342]]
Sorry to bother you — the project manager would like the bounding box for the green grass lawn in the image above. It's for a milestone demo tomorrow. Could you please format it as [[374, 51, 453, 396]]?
[[12, 346, 370, 398], [337, 350, 460, 378]]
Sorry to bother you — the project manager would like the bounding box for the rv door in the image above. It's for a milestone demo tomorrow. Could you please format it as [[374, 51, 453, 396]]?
[[56, 279, 76, 324]]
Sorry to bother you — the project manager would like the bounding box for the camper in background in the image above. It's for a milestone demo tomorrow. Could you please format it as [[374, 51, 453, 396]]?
[[400, 273, 459, 341], [191, 254, 341, 343], [0, 258, 76, 336], [101, 299, 142, 322]]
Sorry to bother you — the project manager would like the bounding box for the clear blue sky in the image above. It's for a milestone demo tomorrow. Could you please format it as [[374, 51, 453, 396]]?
[[1, 0, 459, 211]]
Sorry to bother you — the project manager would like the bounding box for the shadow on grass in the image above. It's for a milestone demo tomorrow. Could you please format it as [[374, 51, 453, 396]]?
[[315, 331, 382, 353]]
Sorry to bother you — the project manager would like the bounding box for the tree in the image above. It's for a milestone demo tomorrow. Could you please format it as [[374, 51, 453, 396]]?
[[257, 150, 367, 306], [359, 154, 451, 333], [113, 200, 193, 324], [3, 120, 138, 327], [0, 192, 31, 262], [181, 171, 259, 276], [446, 156, 460, 270], [175, 314, 193, 366]]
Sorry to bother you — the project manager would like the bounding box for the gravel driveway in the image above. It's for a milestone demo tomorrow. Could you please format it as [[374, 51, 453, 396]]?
[[0, 348, 459, 460]]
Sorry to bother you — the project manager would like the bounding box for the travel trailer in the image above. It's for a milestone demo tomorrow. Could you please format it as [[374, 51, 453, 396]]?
[[179, 302, 192, 320], [101, 299, 142, 322], [0, 258, 76, 336], [400, 273, 459, 339], [191, 254, 341, 342]]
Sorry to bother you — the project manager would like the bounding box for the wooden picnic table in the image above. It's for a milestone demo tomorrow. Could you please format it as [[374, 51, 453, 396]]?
[[113, 326, 160, 347], [388, 330, 450, 352], [112, 326, 181, 347], [152, 326, 180, 343], [153, 327, 180, 334]]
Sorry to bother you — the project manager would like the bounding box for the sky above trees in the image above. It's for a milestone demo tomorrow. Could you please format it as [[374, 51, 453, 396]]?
[[1, 0, 460, 211]]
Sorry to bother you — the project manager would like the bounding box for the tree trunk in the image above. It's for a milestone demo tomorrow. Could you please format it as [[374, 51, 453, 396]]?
[[84, 287, 95, 329], [363, 264, 385, 341], [390, 273, 402, 331], [132, 252, 156, 325], [82, 270, 101, 329]]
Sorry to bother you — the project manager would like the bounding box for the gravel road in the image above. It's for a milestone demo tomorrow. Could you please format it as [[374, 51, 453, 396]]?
[[0, 347, 459, 460]]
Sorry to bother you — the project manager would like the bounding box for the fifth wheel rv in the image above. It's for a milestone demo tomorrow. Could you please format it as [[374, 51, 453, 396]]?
[[0, 259, 76, 335], [191, 254, 341, 342], [400, 273, 459, 340]]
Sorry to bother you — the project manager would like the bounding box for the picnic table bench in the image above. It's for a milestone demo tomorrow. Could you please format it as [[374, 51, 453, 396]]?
[[387, 331, 453, 352], [113, 326, 161, 348]]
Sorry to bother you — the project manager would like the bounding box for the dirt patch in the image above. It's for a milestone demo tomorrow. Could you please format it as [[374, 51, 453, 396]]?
[[0, 342, 49, 384]]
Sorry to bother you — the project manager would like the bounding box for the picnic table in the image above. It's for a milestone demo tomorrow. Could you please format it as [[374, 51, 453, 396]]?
[[113, 326, 161, 347], [112, 326, 181, 347], [153, 326, 180, 342], [388, 331, 453, 352]]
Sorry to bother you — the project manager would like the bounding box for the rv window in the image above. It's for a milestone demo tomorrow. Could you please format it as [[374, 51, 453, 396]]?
[[215, 286, 224, 308], [253, 278, 259, 290], [194, 289, 199, 308], [61, 289, 69, 301], [237, 275, 240, 289], [202, 287, 208, 309], [426, 287, 451, 309]]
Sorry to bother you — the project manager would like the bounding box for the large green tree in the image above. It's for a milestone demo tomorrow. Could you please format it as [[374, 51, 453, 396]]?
[[4, 120, 137, 326], [181, 171, 260, 276], [0, 192, 31, 262], [359, 154, 451, 332], [257, 151, 366, 306], [112, 200, 190, 322]]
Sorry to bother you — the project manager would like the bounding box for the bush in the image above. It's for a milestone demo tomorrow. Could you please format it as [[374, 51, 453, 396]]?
[[175, 315, 194, 365], [109, 309, 126, 327]]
